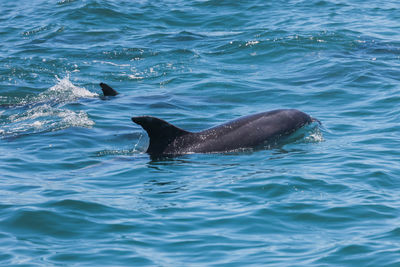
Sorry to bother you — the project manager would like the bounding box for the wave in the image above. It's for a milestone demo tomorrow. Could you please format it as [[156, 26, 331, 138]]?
[[0, 76, 97, 138]]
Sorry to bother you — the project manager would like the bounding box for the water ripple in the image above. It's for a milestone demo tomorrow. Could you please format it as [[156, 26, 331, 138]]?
[[1, 0, 400, 266]]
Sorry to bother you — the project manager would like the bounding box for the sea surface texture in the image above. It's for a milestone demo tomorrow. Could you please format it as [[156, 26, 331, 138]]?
[[1, 0, 400, 266]]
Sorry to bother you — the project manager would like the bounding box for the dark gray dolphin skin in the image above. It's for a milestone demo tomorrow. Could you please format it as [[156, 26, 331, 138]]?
[[132, 109, 317, 157]]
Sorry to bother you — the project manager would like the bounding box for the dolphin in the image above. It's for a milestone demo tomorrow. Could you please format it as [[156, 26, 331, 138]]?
[[132, 109, 318, 157], [99, 83, 319, 157]]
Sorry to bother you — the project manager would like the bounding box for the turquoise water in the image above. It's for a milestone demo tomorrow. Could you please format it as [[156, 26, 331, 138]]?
[[1, 0, 400, 265]]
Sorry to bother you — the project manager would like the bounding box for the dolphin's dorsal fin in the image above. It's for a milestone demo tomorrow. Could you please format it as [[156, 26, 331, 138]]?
[[132, 116, 190, 155], [100, 83, 119, 96]]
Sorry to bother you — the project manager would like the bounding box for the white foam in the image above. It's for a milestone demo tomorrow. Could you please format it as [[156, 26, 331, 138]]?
[[1, 76, 97, 138], [245, 40, 260, 46], [93, 60, 130, 67], [58, 109, 95, 129], [305, 127, 324, 143], [128, 74, 144, 80], [4, 103, 95, 137], [9, 104, 53, 122], [47, 75, 98, 98]]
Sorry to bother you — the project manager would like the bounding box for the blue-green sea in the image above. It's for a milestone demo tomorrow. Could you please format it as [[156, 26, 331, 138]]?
[[1, 0, 400, 266]]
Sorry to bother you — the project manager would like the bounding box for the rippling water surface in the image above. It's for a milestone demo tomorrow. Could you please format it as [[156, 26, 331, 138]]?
[[1, 0, 400, 266]]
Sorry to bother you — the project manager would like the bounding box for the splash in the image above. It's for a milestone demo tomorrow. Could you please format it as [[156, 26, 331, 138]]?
[[0, 76, 96, 138], [281, 122, 324, 146], [96, 134, 147, 157], [304, 126, 324, 143], [43, 75, 98, 101], [96, 149, 143, 157]]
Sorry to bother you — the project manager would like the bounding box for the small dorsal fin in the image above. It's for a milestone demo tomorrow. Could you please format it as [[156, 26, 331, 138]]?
[[132, 116, 190, 155], [100, 83, 118, 96]]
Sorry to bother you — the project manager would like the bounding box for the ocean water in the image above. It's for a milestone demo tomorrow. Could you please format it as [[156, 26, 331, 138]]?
[[1, 0, 400, 266]]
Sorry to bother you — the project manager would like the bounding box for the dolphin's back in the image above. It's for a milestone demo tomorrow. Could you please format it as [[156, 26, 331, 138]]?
[[189, 109, 311, 153]]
